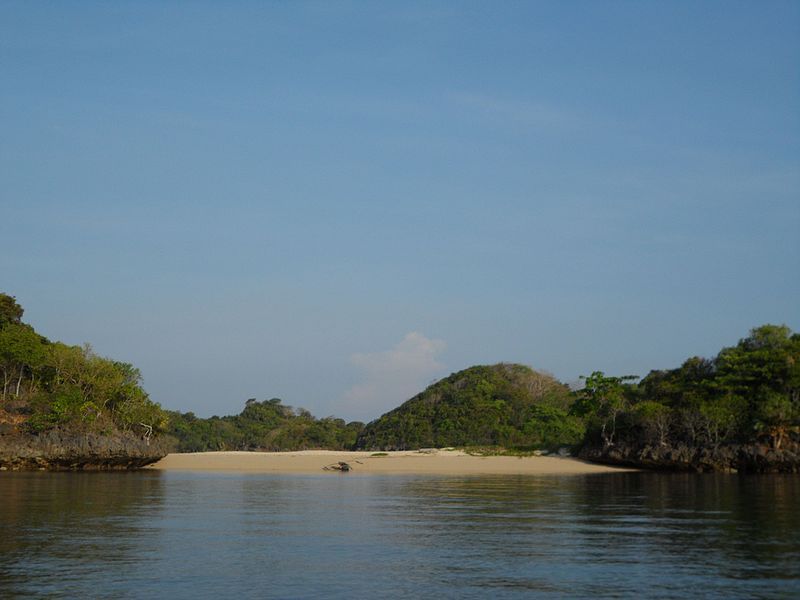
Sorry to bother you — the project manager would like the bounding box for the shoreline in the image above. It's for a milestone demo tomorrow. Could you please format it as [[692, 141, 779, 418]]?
[[148, 450, 635, 475]]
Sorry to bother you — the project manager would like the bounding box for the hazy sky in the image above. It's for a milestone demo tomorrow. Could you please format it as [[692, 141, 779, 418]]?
[[2, 1, 798, 422]]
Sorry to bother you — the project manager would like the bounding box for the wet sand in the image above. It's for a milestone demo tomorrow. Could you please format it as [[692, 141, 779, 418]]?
[[149, 450, 633, 475]]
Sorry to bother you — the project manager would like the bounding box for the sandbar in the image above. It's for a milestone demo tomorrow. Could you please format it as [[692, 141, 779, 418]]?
[[149, 450, 633, 475]]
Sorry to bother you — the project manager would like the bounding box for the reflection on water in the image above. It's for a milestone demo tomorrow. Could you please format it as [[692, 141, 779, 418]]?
[[0, 472, 165, 597], [1, 472, 798, 598]]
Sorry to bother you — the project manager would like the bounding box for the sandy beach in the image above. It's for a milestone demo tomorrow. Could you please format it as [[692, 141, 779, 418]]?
[[149, 450, 633, 475]]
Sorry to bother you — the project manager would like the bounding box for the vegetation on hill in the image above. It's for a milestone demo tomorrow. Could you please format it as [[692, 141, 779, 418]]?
[[0, 293, 167, 443], [167, 399, 364, 452], [354, 363, 583, 450], [353, 325, 799, 466], [3, 290, 796, 471], [0, 292, 363, 455], [577, 324, 800, 454]]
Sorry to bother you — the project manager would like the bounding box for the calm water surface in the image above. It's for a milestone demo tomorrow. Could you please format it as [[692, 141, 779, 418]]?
[[1, 471, 798, 598]]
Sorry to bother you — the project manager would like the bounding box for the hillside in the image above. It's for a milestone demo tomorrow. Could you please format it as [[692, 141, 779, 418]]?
[[4, 287, 797, 472], [0, 293, 168, 469], [355, 363, 583, 450]]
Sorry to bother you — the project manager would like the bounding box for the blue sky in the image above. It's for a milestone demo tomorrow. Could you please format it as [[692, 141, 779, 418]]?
[[2, 1, 798, 421]]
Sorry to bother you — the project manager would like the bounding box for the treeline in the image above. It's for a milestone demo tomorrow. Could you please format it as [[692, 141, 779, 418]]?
[[3, 291, 797, 460], [0, 293, 362, 453], [0, 293, 167, 441], [575, 324, 800, 452], [166, 364, 583, 453], [354, 325, 799, 455], [167, 399, 364, 452]]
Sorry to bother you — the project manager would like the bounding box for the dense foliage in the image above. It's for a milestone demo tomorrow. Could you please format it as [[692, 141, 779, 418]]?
[[577, 325, 800, 451], [4, 291, 795, 458], [354, 326, 798, 453], [0, 293, 168, 440], [167, 399, 364, 452], [354, 363, 583, 450]]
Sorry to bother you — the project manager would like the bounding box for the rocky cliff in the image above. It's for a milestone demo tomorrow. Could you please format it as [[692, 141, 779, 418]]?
[[579, 434, 800, 474], [0, 429, 169, 471]]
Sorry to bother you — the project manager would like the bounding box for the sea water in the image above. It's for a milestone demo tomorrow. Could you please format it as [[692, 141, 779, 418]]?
[[1, 471, 798, 598]]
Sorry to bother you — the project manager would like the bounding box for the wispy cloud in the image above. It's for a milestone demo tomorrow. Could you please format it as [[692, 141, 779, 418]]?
[[339, 332, 446, 422], [451, 92, 583, 131]]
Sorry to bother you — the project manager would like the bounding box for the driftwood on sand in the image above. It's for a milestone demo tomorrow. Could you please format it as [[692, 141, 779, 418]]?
[[323, 461, 352, 472]]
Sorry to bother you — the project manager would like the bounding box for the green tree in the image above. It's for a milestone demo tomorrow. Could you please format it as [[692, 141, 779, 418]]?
[[632, 401, 671, 447], [0, 323, 47, 399], [0, 293, 24, 328], [699, 396, 744, 445], [753, 389, 798, 449], [714, 324, 799, 440], [571, 371, 638, 448]]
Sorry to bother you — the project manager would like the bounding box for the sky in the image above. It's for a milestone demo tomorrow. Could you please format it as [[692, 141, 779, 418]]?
[[2, 1, 798, 422]]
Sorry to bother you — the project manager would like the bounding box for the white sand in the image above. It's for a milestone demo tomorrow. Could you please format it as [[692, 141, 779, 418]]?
[[149, 450, 633, 475]]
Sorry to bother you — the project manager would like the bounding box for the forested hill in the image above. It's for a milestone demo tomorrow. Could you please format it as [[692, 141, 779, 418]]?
[[0, 293, 167, 439], [3, 290, 798, 472], [0, 293, 169, 469], [354, 327, 800, 472], [354, 363, 582, 450], [0, 293, 363, 458]]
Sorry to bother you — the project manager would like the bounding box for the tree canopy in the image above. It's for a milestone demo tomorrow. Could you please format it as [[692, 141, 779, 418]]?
[[0, 292, 167, 440], [0, 294, 24, 329], [593, 324, 800, 451], [167, 399, 364, 452], [3, 291, 795, 459], [356, 326, 799, 453], [355, 363, 582, 450]]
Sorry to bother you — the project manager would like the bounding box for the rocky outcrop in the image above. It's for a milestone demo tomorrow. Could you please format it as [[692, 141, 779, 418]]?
[[0, 429, 169, 471], [579, 436, 800, 473]]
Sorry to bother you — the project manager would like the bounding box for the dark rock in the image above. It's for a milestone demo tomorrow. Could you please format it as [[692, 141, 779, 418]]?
[[0, 429, 168, 471], [579, 440, 800, 474]]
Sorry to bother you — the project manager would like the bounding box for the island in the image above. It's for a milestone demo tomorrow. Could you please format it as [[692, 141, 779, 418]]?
[[1, 292, 798, 473]]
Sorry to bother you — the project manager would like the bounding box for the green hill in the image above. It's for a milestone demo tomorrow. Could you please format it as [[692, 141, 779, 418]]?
[[0, 292, 169, 469], [354, 363, 583, 450]]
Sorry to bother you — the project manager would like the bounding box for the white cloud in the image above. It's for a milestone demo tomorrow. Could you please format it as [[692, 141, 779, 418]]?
[[339, 332, 446, 422]]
